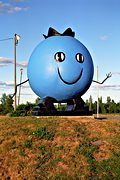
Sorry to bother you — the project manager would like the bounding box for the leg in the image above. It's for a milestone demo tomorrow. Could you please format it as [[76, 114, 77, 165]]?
[[73, 96, 92, 115], [38, 96, 57, 112], [65, 99, 75, 111], [74, 97, 85, 111]]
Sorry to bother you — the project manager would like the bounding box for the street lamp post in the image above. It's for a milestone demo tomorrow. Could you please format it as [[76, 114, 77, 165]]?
[[96, 66, 99, 118], [14, 33, 20, 110], [18, 68, 23, 105]]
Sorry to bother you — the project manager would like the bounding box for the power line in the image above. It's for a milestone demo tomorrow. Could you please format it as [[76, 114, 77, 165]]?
[[0, 38, 13, 42]]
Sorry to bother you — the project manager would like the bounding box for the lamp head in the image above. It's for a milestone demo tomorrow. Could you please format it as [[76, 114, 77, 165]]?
[[15, 34, 20, 45]]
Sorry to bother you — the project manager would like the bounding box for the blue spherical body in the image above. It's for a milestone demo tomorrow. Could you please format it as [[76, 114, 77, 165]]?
[[27, 36, 94, 102]]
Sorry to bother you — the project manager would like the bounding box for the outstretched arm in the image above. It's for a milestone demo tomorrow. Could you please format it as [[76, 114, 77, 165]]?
[[11, 79, 29, 98], [93, 72, 112, 84]]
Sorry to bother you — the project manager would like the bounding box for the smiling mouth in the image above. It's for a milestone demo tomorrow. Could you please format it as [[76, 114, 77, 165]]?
[[58, 68, 83, 85]]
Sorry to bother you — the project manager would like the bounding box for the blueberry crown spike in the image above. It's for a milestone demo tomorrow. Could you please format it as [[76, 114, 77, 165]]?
[[43, 27, 75, 39]]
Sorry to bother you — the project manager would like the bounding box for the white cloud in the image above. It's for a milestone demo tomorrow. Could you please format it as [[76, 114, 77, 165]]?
[[0, 1, 29, 14], [0, 80, 29, 88], [11, 0, 28, 2], [91, 84, 120, 91], [100, 35, 109, 41], [112, 72, 120, 75], [0, 56, 28, 67], [0, 64, 8, 67], [17, 61, 28, 67], [0, 81, 6, 86], [8, 6, 28, 13], [0, 57, 12, 64]]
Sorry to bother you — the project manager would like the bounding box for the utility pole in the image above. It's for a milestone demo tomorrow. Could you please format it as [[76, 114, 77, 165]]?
[[0, 34, 20, 110], [14, 33, 20, 110]]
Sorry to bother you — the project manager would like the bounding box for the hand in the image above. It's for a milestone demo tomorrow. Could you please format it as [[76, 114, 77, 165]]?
[[106, 72, 112, 79]]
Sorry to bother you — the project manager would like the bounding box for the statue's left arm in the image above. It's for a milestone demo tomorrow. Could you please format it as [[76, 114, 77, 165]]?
[[93, 72, 112, 84]]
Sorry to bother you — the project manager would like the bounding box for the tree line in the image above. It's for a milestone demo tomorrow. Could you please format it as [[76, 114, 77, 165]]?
[[86, 95, 120, 114], [0, 93, 34, 116], [0, 93, 120, 116]]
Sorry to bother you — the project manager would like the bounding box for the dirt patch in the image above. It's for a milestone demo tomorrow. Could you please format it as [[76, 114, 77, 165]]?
[[0, 116, 120, 179]]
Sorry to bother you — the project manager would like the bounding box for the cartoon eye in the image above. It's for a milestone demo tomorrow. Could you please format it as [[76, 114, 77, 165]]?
[[54, 52, 65, 62], [76, 53, 84, 63]]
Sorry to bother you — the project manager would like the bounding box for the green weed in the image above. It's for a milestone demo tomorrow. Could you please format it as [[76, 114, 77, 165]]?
[[21, 127, 32, 135], [23, 139, 32, 148], [9, 140, 17, 149], [5, 131, 17, 136], [54, 174, 73, 179], [36, 150, 52, 168], [33, 127, 55, 140], [95, 157, 120, 179], [56, 145, 64, 150], [38, 145, 46, 151], [76, 140, 97, 158], [19, 149, 26, 157], [74, 124, 88, 137], [76, 139, 99, 178]]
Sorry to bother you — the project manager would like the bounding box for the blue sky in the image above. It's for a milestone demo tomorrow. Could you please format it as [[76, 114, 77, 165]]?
[[0, 0, 120, 103]]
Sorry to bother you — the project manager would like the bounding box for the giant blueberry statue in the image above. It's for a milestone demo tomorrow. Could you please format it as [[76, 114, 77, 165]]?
[[28, 28, 94, 101], [14, 27, 112, 114]]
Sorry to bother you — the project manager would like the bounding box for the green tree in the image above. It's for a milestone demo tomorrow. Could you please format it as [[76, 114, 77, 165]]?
[[105, 96, 111, 113], [99, 96, 106, 114], [35, 97, 41, 105], [89, 95, 93, 111], [116, 102, 120, 113], [10, 102, 34, 117], [104, 97, 117, 114], [0, 104, 4, 114], [85, 95, 94, 112], [109, 99, 116, 113], [93, 101, 97, 114], [5, 95, 14, 113], [1, 93, 7, 106], [0, 93, 13, 114]]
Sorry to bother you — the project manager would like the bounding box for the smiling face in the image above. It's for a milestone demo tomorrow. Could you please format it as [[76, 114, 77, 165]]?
[[55, 51, 84, 85], [27, 36, 94, 102]]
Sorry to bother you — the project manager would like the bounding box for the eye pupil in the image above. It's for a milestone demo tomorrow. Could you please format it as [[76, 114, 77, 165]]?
[[55, 52, 65, 62], [76, 53, 84, 63]]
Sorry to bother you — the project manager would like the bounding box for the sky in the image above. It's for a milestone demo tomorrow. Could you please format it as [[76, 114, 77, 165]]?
[[0, 0, 120, 104]]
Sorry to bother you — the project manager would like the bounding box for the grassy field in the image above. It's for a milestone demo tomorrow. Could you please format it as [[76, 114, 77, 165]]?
[[0, 115, 120, 179]]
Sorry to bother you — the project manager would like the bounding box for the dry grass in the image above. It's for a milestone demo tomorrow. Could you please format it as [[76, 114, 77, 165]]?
[[0, 115, 120, 179]]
